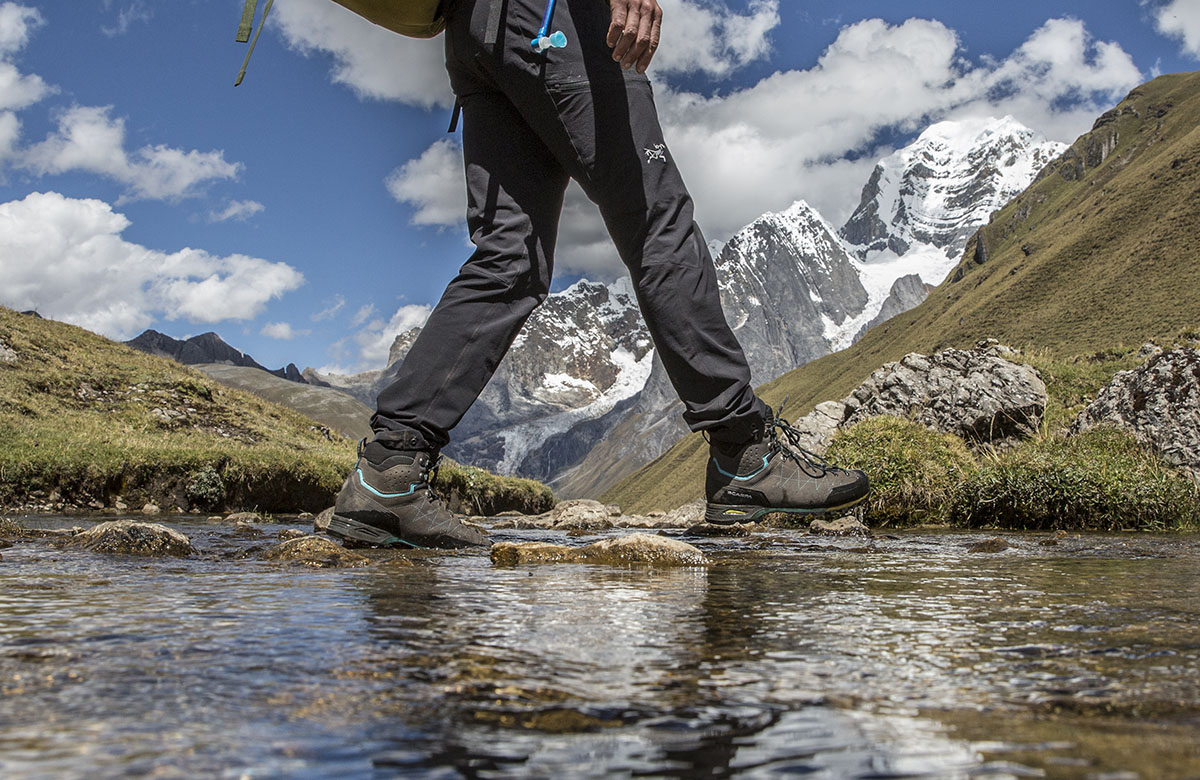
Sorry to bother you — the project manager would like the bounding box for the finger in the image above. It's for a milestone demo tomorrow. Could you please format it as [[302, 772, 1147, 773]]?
[[612, 2, 643, 66], [619, 1, 657, 70], [634, 5, 662, 72], [607, 0, 628, 49]]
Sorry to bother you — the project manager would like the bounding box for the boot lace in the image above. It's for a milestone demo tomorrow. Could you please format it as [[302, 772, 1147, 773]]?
[[768, 403, 846, 479]]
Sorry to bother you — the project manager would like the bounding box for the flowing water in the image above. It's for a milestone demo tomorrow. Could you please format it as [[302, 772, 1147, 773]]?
[[1, 516, 1198, 779]]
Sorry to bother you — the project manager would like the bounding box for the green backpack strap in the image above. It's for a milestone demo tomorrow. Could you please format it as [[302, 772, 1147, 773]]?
[[235, 0, 274, 86]]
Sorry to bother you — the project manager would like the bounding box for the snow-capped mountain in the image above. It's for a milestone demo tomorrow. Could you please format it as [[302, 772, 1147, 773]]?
[[306, 116, 1066, 496]]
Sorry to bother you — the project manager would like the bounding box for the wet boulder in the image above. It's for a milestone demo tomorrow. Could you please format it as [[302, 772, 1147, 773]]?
[[809, 515, 870, 536], [68, 520, 195, 557], [491, 532, 708, 567], [1071, 348, 1200, 483], [261, 536, 369, 568]]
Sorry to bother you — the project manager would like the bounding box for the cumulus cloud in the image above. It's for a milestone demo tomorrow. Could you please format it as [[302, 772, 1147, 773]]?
[[0, 2, 40, 55], [650, 0, 780, 77], [385, 138, 464, 226], [381, 16, 1141, 279], [1153, 0, 1200, 57], [353, 304, 431, 368], [21, 105, 241, 201], [208, 199, 265, 223], [261, 321, 310, 340], [653, 17, 1142, 236], [271, 0, 451, 109], [0, 191, 304, 339]]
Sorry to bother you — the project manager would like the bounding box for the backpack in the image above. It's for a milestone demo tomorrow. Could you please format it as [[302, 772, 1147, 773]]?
[[235, 0, 446, 86]]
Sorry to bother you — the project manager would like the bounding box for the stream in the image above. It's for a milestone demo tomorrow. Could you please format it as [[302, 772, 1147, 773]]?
[[1, 516, 1198, 778]]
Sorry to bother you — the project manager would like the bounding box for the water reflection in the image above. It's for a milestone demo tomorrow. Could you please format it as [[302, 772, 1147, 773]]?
[[0, 521, 1197, 778]]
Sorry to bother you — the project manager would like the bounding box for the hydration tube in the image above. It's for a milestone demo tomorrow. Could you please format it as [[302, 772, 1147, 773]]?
[[531, 0, 568, 52]]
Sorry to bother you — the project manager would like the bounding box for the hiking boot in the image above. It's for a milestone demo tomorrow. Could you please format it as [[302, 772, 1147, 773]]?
[[704, 409, 869, 524], [328, 440, 490, 549]]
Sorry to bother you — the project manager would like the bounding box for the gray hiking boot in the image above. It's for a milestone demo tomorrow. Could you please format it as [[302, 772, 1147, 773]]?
[[704, 409, 869, 524], [328, 440, 490, 549]]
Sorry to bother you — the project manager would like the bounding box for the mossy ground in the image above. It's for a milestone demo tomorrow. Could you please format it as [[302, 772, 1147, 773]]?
[[0, 308, 553, 515]]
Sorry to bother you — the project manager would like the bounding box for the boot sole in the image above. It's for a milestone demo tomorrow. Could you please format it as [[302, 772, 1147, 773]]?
[[704, 494, 867, 525], [327, 513, 416, 549]]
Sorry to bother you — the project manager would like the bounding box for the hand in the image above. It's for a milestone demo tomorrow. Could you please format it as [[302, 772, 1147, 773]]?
[[606, 0, 662, 74]]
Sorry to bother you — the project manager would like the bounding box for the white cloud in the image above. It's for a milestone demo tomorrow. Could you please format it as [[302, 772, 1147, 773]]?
[[0, 191, 305, 339], [208, 199, 265, 223], [312, 294, 346, 321], [271, 0, 452, 109], [353, 304, 431, 368], [261, 321, 310, 340], [372, 15, 1143, 281], [21, 105, 241, 201], [656, 16, 1141, 239], [653, 0, 780, 77], [101, 1, 152, 37], [1153, 0, 1200, 57], [0, 3, 40, 56], [350, 302, 376, 326], [384, 137, 464, 226]]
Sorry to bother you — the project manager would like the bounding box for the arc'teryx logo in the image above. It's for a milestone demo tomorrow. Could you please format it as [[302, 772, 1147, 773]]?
[[644, 143, 667, 163]]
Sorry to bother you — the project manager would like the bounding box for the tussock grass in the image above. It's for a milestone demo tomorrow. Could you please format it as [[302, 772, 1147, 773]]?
[[825, 416, 977, 527], [949, 427, 1200, 531], [0, 308, 554, 515]]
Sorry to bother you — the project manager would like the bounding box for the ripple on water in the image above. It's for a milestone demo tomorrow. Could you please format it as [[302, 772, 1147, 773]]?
[[0, 522, 1198, 778]]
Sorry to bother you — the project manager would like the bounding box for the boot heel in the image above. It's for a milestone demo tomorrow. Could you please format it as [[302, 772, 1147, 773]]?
[[704, 503, 759, 525]]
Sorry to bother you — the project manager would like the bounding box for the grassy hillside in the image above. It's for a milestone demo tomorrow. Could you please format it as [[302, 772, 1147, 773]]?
[[0, 308, 553, 515], [606, 71, 1200, 514]]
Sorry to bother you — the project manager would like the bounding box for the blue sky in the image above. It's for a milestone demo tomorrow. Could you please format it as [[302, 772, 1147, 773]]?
[[0, 0, 1197, 374]]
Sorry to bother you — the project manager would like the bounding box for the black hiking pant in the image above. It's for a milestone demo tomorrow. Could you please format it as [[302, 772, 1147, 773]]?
[[372, 0, 766, 452]]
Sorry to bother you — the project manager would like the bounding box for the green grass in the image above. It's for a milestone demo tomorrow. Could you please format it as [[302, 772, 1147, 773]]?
[[606, 71, 1200, 516], [825, 416, 978, 527], [0, 307, 555, 515], [949, 427, 1200, 531]]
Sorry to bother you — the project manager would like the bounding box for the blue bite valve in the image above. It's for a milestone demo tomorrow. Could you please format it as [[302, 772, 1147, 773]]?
[[531, 30, 568, 52]]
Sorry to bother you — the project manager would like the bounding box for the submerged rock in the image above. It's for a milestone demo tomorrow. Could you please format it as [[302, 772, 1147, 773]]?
[[809, 516, 870, 536], [68, 520, 195, 557], [1071, 348, 1200, 483], [967, 537, 1011, 554], [491, 533, 708, 567], [278, 528, 307, 541], [261, 536, 369, 567]]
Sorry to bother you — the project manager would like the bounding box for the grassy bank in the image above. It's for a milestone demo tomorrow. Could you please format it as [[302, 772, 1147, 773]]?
[[819, 345, 1200, 531], [0, 308, 554, 515]]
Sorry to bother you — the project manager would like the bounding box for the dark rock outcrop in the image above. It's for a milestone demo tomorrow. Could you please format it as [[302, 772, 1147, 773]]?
[[1071, 348, 1200, 483], [125, 330, 307, 385]]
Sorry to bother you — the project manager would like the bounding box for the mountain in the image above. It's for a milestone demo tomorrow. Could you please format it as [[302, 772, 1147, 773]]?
[[304, 115, 1064, 497], [558, 119, 1062, 497], [125, 329, 307, 384], [605, 70, 1200, 514]]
